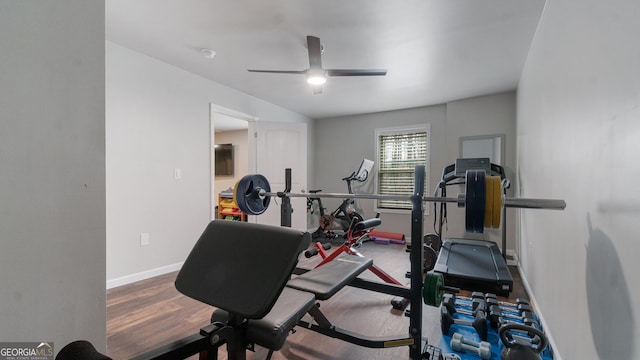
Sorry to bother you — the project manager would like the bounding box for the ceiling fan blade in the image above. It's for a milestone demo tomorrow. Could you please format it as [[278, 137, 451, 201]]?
[[326, 69, 387, 77], [307, 36, 323, 69], [248, 69, 307, 74]]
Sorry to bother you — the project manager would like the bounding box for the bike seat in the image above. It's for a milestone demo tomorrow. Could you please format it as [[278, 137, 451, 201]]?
[[309, 189, 322, 194]]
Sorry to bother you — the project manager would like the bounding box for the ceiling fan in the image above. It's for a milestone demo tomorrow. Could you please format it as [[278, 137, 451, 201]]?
[[248, 36, 387, 94]]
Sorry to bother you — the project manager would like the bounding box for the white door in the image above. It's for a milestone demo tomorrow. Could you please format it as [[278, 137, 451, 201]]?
[[249, 121, 308, 231]]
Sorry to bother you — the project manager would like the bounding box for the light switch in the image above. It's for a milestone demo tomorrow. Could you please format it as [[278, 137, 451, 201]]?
[[174, 168, 182, 180], [140, 233, 150, 246]]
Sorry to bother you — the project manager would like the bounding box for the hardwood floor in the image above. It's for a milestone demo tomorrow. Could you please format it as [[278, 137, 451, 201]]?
[[107, 240, 528, 359]]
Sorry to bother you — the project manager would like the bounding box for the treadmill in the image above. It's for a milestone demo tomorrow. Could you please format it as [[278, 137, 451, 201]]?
[[433, 158, 513, 296]]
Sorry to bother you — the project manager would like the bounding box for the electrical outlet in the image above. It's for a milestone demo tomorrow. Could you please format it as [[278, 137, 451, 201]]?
[[140, 233, 150, 246]]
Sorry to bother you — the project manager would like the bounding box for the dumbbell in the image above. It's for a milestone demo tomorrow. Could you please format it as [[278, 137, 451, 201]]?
[[488, 305, 538, 327], [443, 295, 487, 316], [443, 293, 485, 310], [441, 306, 488, 341], [488, 304, 534, 321], [450, 332, 492, 360], [485, 293, 530, 309], [486, 299, 533, 317], [489, 309, 540, 329]]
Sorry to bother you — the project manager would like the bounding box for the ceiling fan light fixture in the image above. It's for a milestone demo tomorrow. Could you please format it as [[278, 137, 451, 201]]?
[[306, 69, 326, 85], [307, 76, 326, 85]]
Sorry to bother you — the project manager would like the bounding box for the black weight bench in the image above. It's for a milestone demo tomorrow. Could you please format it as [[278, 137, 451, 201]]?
[[175, 220, 373, 360], [173, 220, 318, 360], [58, 221, 376, 360]]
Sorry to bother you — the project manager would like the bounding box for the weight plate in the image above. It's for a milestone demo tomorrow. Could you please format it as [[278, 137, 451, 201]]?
[[234, 174, 271, 215], [484, 175, 494, 228], [423, 272, 444, 307], [424, 233, 442, 252], [423, 245, 438, 272], [465, 170, 486, 233], [492, 177, 502, 228]]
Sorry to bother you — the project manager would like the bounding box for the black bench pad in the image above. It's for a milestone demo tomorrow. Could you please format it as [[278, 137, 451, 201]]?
[[352, 218, 381, 232], [287, 255, 373, 300], [210, 287, 315, 351]]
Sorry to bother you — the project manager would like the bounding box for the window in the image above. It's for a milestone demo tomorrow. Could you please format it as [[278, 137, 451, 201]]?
[[375, 125, 429, 211]]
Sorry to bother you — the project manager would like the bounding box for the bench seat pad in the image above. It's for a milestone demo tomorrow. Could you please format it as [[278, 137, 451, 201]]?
[[210, 287, 315, 351], [287, 255, 372, 300]]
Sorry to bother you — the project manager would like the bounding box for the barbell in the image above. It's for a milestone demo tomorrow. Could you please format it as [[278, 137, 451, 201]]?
[[233, 169, 565, 234]]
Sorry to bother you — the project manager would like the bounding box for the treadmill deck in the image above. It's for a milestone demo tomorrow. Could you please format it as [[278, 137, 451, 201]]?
[[434, 238, 513, 296]]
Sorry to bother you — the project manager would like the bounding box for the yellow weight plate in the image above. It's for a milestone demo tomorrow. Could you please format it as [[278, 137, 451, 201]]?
[[492, 177, 502, 228], [484, 176, 494, 228], [232, 179, 241, 204]]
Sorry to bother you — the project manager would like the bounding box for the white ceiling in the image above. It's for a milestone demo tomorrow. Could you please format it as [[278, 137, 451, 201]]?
[[106, 0, 545, 121]]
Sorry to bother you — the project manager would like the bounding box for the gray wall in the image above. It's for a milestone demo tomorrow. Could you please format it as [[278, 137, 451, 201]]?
[[0, 0, 106, 353], [517, 0, 640, 358], [312, 92, 516, 248], [106, 42, 312, 285], [445, 93, 518, 249]]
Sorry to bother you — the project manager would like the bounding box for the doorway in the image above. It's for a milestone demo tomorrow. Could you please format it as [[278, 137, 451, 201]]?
[[210, 104, 309, 230], [210, 104, 253, 221]]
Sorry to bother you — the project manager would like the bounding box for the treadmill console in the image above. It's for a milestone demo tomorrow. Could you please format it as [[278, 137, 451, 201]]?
[[454, 158, 491, 177]]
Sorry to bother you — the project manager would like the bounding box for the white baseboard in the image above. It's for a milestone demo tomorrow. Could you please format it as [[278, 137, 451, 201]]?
[[515, 261, 563, 360], [506, 249, 518, 266], [106, 262, 183, 289]]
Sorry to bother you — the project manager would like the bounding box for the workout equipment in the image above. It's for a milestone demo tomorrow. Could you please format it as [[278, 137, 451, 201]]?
[[56, 340, 112, 360], [65, 165, 561, 360], [234, 169, 565, 236], [489, 305, 534, 322], [423, 345, 464, 360], [423, 272, 446, 307], [433, 159, 518, 296], [435, 238, 514, 296], [485, 293, 530, 309], [304, 242, 331, 258], [440, 306, 489, 341], [499, 323, 549, 360], [450, 333, 492, 360], [489, 306, 538, 329], [442, 295, 486, 316], [423, 233, 441, 272], [305, 214, 412, 310], [306, 159, 373, 239]]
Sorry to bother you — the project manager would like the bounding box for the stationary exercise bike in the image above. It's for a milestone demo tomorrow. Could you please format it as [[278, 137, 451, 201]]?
[[307, 159, 374, 239]]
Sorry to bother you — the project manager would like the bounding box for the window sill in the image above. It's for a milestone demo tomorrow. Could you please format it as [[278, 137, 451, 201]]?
[[374, 207, 430, 216]]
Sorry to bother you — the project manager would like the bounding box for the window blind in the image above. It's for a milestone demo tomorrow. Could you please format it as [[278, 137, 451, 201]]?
[[377, 131, 427, 209]]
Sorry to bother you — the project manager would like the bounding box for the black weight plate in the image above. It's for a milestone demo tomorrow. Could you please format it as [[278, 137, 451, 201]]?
[[423, 245, 438, 272], [465, 170, 486, 233], [234, 174, 271, 215], [424, 233, 442, 252]]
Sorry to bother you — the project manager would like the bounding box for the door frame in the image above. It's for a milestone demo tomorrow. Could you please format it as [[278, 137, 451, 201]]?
[[209, 103, 258, 221]]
